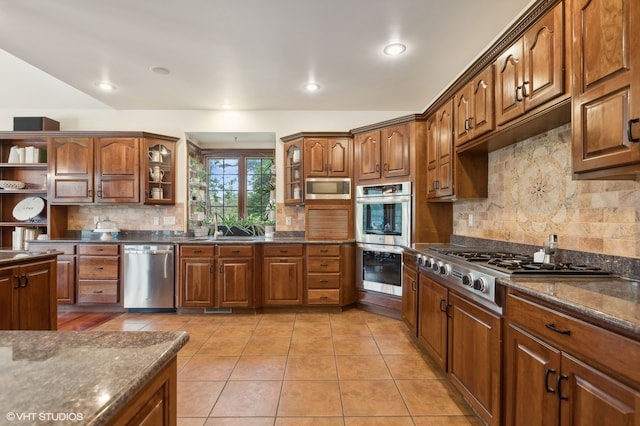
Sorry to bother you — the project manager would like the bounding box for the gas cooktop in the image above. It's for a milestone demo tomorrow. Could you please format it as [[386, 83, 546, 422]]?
[[429, 247, 613, 276]]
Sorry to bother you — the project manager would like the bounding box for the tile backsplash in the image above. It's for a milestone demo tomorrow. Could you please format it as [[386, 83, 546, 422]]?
[[68, 203, 184, 232], [453, 124, 640, 259]]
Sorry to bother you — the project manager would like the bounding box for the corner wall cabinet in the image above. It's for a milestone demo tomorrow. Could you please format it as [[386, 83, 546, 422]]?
[[283, 140, 303, 204], [571, 0, 640, 179]]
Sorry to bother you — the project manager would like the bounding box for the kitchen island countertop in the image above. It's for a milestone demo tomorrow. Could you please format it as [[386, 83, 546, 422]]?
[[0, 330, 188, 425]]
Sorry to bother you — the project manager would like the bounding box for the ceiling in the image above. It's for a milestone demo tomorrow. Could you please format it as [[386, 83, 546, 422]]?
[[0, 0, 533, 112]]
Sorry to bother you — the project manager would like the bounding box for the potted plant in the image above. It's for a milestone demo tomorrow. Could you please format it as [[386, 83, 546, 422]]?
[[263, 218, 276, 238]]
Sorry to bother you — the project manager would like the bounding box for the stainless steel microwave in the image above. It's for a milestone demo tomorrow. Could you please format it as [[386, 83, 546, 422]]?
[[305, 177, 351, 200]]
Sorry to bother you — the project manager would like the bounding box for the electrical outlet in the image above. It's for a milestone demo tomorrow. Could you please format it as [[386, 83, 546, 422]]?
[[163, 216, 175, 225], [285, 216, 292, 226], [153, 217, 159, 226], [468, 214, 474, 227]]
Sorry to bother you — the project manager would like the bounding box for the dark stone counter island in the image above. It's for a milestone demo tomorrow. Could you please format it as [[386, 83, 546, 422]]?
[[0, 330, 189, 425]]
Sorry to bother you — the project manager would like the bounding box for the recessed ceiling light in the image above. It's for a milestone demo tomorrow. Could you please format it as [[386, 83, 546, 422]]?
[[222, 103, 232, 110], [95, 81, 117, 91], [305, 82, 320, 92], [150, 66, 171, 75], [383, 42, 407, 56]]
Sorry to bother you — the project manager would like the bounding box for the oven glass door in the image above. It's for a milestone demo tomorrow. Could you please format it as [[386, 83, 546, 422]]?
[[358, 244, 403, 297], [356, 197, 410, 245]]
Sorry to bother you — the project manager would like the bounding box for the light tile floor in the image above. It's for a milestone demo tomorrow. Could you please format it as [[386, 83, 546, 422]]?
[[94, 308, 484, 425]]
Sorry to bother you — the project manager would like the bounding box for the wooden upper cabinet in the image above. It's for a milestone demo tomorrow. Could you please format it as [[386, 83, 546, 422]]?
[[455, 66, 495, 146], [354, 130, 381, 181], [495, 2, 565, 126], [49, 137, 94, 203], [303, 137, 351, 178], [283, 140, 303, 204], [381, 124, 410, 178], [426, 100, 454, 199], [571, 0, 640, 178], [95, 137, 140, 203], [354, 123, 411, 182]]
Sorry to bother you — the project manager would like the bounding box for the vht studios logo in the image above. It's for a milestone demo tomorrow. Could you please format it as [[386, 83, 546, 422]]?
[[5, 411, 84, 422]]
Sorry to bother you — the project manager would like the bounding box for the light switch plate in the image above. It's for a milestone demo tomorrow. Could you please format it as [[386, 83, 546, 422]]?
[[163, 216, 175, 225]]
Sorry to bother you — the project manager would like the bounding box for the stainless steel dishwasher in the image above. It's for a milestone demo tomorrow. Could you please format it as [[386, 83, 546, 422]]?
[[123, 244, 175, 310]]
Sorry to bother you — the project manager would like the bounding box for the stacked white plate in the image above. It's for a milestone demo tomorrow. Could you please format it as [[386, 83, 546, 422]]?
[[0, 180, 25, 189]]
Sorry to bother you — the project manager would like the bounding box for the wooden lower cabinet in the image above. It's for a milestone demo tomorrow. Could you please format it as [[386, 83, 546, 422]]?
[[178, 245, 215, 307], [417, 272, 501, 426], [105, 357, 177, 426], [401, 252, 418, 336], [217, 245, 253, 308], [504, 291, 640, 426], [418, 272, 448, 370], [0, 257, 57, 330], [263, 245, 304, 305], [29, 242, 76, 304], [448, 293, 501, 426], [77, 244, 120, 305]]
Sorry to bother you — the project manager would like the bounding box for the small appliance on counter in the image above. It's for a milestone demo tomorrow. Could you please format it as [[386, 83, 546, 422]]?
[[93, 217, 120, 240]]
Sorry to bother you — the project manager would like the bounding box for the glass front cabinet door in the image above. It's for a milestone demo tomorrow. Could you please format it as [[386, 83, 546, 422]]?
[[143, 136, 177, 204]]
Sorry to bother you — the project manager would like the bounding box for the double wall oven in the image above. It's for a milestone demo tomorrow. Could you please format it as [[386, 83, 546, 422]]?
[[355, 182, 411, 297]]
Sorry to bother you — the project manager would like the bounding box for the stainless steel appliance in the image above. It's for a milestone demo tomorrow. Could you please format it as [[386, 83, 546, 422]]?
[[355, 182, 411, 297], [355, 182, 411, 246], [305, 177, 351, 200], [124, 244, 175, 310], [416, 247, 613, 314], [356, 243, 404, 296]]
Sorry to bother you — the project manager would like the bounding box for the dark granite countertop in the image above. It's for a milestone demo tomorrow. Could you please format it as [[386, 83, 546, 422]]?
[[0, 250, 60, 265], [500, 275, 639, 339], [27, 235, 354, 245], [0, 331, 188, 425]]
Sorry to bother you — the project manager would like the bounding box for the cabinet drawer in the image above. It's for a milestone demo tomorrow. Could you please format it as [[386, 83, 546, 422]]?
[[403, 251, 416, 269], [307, 289, 340, 305], [307, 245, 340, 257], [30, 243, 77, 255], [263, 245, 303, 257], [507, 292, 640, 385], [218, 245, 253, 257], [78, 244, 119, 256], [78, 257, 119, 279], [307, 274, 340, 289], [307, 258, 340, 273], [77, 280, 119, 304], [180, 245, 214, 257]]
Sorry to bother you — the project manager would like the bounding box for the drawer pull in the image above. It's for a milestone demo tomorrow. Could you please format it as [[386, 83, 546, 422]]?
[[320, 296, 328, 299], [231, 250, 240, 253], [93, 290, 104, 294], [544, 368, 556, 393], [556, 374, 569, 400], [94, 267, 104, 271], [545, 323, 571, 335], [319, 280, 328, 283], [320, 263, 329, 267], [193, 250, 203, 253], [320, 249, 328, 253], [279, 250, 288, 254]]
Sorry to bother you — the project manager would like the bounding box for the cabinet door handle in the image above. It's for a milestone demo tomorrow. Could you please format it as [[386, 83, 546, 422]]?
[[467, 116, 474, 129], [445, 303, 453, 318], [544, 368, 556, 393], [556, 374, 569, 400], [628, 118, 640, 142], [433, 180, 439, 190], [545, 322, 571, 335], [521, 80, 529, 98], [383, 163, 388, 171], [375, 164, 380, 172], [439, 299, 447, 312], [13, 275, 21, 289], [412, 280, 417, 291], [515, 85, 523, 102], [219, 265, 223, 273], [20, 275, 28, 288]]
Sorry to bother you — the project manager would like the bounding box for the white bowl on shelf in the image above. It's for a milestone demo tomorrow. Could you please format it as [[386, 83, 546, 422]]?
[[0, 180, 25, 189]]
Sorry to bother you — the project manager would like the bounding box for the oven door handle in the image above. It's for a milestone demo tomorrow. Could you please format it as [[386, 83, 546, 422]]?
[[357, 243, 405, 254], [355, 196, 412, 204]]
